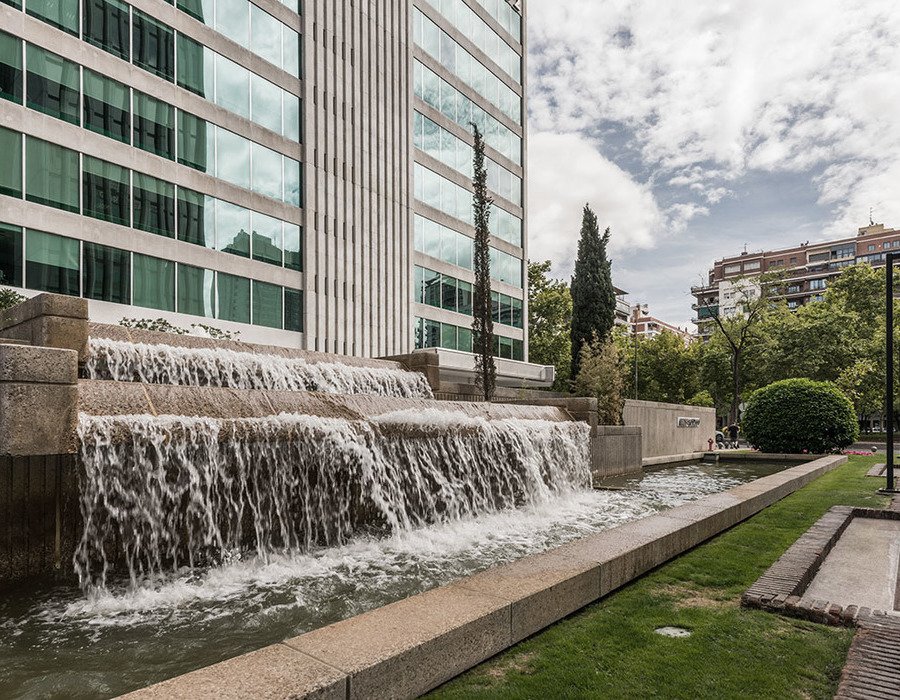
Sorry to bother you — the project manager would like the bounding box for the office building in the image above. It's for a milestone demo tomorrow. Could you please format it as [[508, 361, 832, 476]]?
[[0, 0, 528, 363], [692, 223, 899, 340]]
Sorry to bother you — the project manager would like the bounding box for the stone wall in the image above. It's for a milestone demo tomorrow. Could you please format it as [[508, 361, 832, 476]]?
[[592, 426, 643, 479], [0, 454, 80, 590], [623, 399, 716, 459]]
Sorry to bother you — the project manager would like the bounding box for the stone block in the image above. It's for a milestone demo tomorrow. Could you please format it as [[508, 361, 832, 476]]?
[[77, 380, 153, 417], [0, 344, 78, 384], [284, 585, 510, 700], [454, 546, 601, 643], [0, 294, 88, 327], [0, 383, 78, 455], [121, 643, 347, 700], [0, 295, 89, 362]]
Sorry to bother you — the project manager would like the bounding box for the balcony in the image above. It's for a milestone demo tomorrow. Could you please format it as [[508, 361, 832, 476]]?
[[695, 306, 719, 320]]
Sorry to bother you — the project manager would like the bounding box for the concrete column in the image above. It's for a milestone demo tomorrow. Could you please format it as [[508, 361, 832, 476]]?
[[0, 343, 79, 456], [0, 294, 90, 363]]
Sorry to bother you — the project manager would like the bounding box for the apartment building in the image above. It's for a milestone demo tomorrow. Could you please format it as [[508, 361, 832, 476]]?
[[691, 223, 899, 339], [0, 0, 528, 363], [629, 304, 692, 343]]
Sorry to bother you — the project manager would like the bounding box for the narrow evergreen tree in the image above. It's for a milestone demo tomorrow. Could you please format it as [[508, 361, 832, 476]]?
[[470, 123, 496, 401], [570, 205, 616, 380]]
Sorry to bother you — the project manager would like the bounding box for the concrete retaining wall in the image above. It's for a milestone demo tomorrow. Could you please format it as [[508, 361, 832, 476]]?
[[124, 455, 847, 700], [592, 426, 642, 479], [0, 295, 89, 362], [624, 399, 716, 459]]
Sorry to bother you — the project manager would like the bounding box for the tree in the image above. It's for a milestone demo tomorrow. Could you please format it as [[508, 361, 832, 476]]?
[[528, 261, 573, 392], [470, 123, 495, 401], [570, 205, 616, 380], [0, 288, 25, 311], [697, 275, 774, 424], [573, 334, 626, 425], [620, 329, 700, 404]]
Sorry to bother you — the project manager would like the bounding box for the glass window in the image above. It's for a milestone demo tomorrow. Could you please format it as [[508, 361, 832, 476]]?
[[423, 268, 440, 307], [457, 280, 472, 316], [177, 111, 211, 172], [511, 297, 523, 328], [83, 0, 130, 59], [252, 280, 282, 328], [133, 10, 174, 81], [216, 128, 250, 189], [283, 93, 300, 142], [498, 336, 513, 360], [25, 138, 79, 212], [133, 172, 175, 238], [25, 45, 80, 125], [441, 323, 457, 350], [83, 241, 130, 303], [282, 27, 299, 78], [284, 158, 301, 206], [0, 223, 23, 288], [133, 253, 174, 311], [251, 211, 282, 266], [83, 70, 130, 143], [458, 235, 473, 270], [250, 4, 281, 68], [82, 156, 130, 227], [27, 0, 78, 35], [441, 275, 457, 312], [177, 187, 215, 248], [512, 339, 524, 362], [216, 0, 250, 48], [491, 290, 500, 323], [177, 35, 213, 98], [413, 266, 424, 303], [177, 0, 212, 23], [0, 127, 22, 198], [499, 294, 512, 326], [133, 92, 174, 159], [25, 229, 79, 295], [0, 31, 23, 104], [457, 327, 473, 353], [284, 288, 302, 332], [251, 142, 282, 200], [177, 263, 215, 317], [216, 272, 250, 323], [284, 223, 302, 271], [251, 73, 282, 134], [423, 318, 440, 348], [216, 199, 250, 258], [215, 54, 250, 120]]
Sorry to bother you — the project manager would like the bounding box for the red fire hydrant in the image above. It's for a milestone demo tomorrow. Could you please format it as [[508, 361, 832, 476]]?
[[708, 438, 714, 451]]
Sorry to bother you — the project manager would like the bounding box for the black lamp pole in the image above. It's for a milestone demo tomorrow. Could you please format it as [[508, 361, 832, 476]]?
[[887, 252, 895, 492]]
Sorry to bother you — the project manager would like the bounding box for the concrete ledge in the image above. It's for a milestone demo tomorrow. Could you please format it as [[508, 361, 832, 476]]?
[[643, 452, 704, 467], [0, 294, 89, 362], [592, 426, 642, 481], [124, 455, 847, 699]]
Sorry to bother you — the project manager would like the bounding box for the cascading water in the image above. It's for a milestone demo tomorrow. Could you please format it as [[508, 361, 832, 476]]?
[[84, 338, 434, 399], [75, 410, 590, 592]]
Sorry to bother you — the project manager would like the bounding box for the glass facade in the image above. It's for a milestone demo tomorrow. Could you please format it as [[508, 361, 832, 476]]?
[[413, 163, 521, 246], [413, 111, 521, 205], [414, 214, 522, 287], [414, 60, 520, 165], [2, 223, 303, 331], [414, 317, 523, 360], [422, 0, 520, 81], [2, 126, 302, 271], [472, 0, 521, 42], [0, 32, 23, 103], [25, 45, 79, 124], [413, 8, 520, 123], [414, 265, 523, 329], [83, 70, 130, 142]]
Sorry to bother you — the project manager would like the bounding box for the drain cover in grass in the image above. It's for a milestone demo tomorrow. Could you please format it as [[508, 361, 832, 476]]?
[[655, 626, 691, 638]]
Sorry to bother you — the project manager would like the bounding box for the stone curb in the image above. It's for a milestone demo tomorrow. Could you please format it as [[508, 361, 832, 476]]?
[[120, 455, 847, 700]]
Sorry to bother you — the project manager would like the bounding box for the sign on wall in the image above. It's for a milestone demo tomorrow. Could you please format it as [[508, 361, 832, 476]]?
[[677, 417, 701, 428]]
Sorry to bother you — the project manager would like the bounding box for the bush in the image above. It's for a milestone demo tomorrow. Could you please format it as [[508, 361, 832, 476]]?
[[0, 288, 26, 311], [742, 378, 859, 454]]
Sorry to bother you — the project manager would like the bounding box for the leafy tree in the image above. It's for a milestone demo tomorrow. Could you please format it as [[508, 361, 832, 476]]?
[[470, 123, 495, 401], [528, 261, 572, 392], [741, 378, 858, 453], [621, 330, 700, 404], [570, 205, 615, 380], [686, 390, 715, 407], [573, 334, 625, 425]]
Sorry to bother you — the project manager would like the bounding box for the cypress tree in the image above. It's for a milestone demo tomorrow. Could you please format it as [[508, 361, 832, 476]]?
[[570, 205, 616, 379], [470, 123, 496, 401]]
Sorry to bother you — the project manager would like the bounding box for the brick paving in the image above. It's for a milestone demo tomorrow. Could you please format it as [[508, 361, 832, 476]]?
[[835, 617, 900, 699]]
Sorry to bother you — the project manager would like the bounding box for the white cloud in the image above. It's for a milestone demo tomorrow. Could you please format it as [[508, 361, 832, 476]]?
[[527, 131, 663, 277], [527, 0, 900, 249]]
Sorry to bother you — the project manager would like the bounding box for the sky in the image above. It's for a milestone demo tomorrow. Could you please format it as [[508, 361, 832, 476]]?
[[525, 0, 900, 329]]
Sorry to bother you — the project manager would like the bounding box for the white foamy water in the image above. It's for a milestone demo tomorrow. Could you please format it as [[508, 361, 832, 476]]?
[[84, 337, 435, 399], [75, 410, 591, 593]]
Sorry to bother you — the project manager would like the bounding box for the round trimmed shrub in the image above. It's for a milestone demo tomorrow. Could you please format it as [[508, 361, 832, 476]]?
[[742, 378, 858, 454]]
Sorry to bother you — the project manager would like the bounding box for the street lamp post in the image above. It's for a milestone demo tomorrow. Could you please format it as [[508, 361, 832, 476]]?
[[887, 252, 895, 492]]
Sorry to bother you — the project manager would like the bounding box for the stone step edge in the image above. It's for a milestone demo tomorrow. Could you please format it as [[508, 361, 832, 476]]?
[[120, 454, 847, 700]]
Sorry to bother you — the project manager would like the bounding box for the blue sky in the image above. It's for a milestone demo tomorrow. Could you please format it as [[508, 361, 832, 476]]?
[[525, 1, 900, 328]]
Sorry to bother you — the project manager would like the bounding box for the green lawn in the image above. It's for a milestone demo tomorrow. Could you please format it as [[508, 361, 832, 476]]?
[[430, 455, 888, 700]]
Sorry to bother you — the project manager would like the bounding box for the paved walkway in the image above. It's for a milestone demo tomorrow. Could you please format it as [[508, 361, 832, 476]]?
[[835, 618, 900, 699]]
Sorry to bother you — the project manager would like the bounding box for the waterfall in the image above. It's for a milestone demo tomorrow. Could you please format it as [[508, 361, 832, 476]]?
[[84, 338, 434, 399], [75, 410, 590, 592]]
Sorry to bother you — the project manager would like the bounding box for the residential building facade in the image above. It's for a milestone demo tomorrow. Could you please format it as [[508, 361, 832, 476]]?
[[629, 304, 692, 343], [0, 0, 528, 362], [691, 223, 899, 339]]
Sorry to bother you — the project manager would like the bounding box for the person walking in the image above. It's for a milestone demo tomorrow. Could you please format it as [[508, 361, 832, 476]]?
[[727, 423, 739, 449]]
